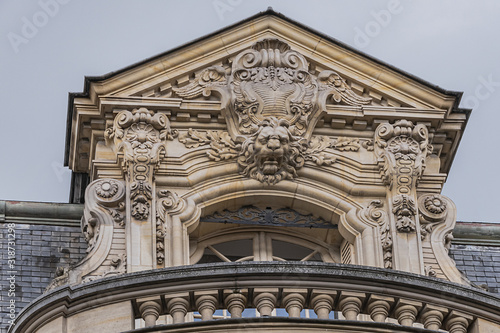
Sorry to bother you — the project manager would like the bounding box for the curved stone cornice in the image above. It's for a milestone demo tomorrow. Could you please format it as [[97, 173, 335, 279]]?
[[10, 262, 500, 333]]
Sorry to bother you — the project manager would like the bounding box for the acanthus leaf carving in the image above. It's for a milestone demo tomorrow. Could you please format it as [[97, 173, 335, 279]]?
[[305, 136, 336, 166], [331, 137, 361, 151], [173, 66, 227, 99], [317, 70, 372, 106], [179, 127, 377, 183]]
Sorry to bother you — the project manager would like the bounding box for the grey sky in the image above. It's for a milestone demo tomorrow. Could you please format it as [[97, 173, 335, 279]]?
[[0, 0, 499, 222]]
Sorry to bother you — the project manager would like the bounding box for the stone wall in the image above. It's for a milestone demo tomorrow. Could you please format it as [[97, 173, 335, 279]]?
[[0, 223, 86, 329]]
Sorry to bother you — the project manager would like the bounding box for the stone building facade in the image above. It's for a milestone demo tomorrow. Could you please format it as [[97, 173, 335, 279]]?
[[3, 9, 500, 333]]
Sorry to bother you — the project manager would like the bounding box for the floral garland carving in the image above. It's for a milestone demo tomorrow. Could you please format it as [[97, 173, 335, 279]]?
[[392, 194, 417, 232]]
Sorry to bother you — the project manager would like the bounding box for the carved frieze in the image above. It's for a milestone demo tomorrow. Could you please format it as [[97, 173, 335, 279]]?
[[174, 38, 371, 184], [179, 124, 372, 184], [201, 205, 334, 229]]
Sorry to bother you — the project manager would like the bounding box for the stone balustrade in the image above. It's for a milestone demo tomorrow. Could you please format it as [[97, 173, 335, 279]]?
[[10, 262, 500, 333]]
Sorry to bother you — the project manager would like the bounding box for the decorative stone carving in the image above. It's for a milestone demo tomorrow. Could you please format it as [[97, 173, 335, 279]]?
[[44, 267, 70, 292], [444, 231, 454, 253], [82, 254, 127, 283], [375, 120, 430, 236], [156, 190, 185, 266], [105, 108, 177, 221], [425, 265, 437, 277], [418, 193, 449, 240], [174, 38, 371, 184], [81, 179, 126, 253], [392, 194, 417, 232], [237, 117, 307, 184], [179, 126, 375, 184], [363, 200, 392, 269], [374, 120, 430, 193], [202, 205, 333, 229]]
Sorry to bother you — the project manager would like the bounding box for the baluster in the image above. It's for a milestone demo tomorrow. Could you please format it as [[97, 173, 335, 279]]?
[[282, 289, 307, 318], [311, 290, 337, 320], [339, 292, 365, 321], [419, 305, 447, 330], [394, 300, 421, 326], [253, 288, 278, 317], [195, 292, 218, 321], [139, 300, 161, 327], [224, 290, 247, 318], [367, 295, 394, 322], [166, 296, 189, 324], [445, 311, 473, 333]]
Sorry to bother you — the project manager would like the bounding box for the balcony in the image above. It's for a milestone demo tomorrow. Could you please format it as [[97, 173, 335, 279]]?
[[11, 262, 500, 333]]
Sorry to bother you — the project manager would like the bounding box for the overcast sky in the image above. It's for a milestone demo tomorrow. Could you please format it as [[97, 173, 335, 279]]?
[[0, 0, 499, 223]]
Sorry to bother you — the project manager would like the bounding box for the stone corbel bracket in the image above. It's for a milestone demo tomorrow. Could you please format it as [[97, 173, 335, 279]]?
[[45, 179, 126, 289], [418, 194, 467, 284], [374, 120, 430, 233]]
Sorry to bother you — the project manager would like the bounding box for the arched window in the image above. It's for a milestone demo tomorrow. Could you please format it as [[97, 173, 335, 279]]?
[[190, 228, 339, 264]]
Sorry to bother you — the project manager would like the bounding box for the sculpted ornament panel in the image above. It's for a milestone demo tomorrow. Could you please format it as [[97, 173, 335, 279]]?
[[174, 38, 371, 184], [374, 120, 430, 234], [82, 179, 126, 253]]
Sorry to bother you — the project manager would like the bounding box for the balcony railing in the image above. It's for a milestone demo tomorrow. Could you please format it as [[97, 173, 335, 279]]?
[[11, 262, 500, 333]]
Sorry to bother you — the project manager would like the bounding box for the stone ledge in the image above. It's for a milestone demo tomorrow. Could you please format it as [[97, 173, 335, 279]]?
[[123, 317, 438, 333]]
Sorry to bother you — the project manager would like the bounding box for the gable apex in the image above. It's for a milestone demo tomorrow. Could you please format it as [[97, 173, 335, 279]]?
[[65, 9, 469, 186]]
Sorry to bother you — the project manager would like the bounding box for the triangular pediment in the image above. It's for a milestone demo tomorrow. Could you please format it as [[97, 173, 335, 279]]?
[[66, 9, 468, 179]]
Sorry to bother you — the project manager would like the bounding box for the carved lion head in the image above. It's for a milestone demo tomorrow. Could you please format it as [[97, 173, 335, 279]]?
[[237, 117, 307, 184]]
